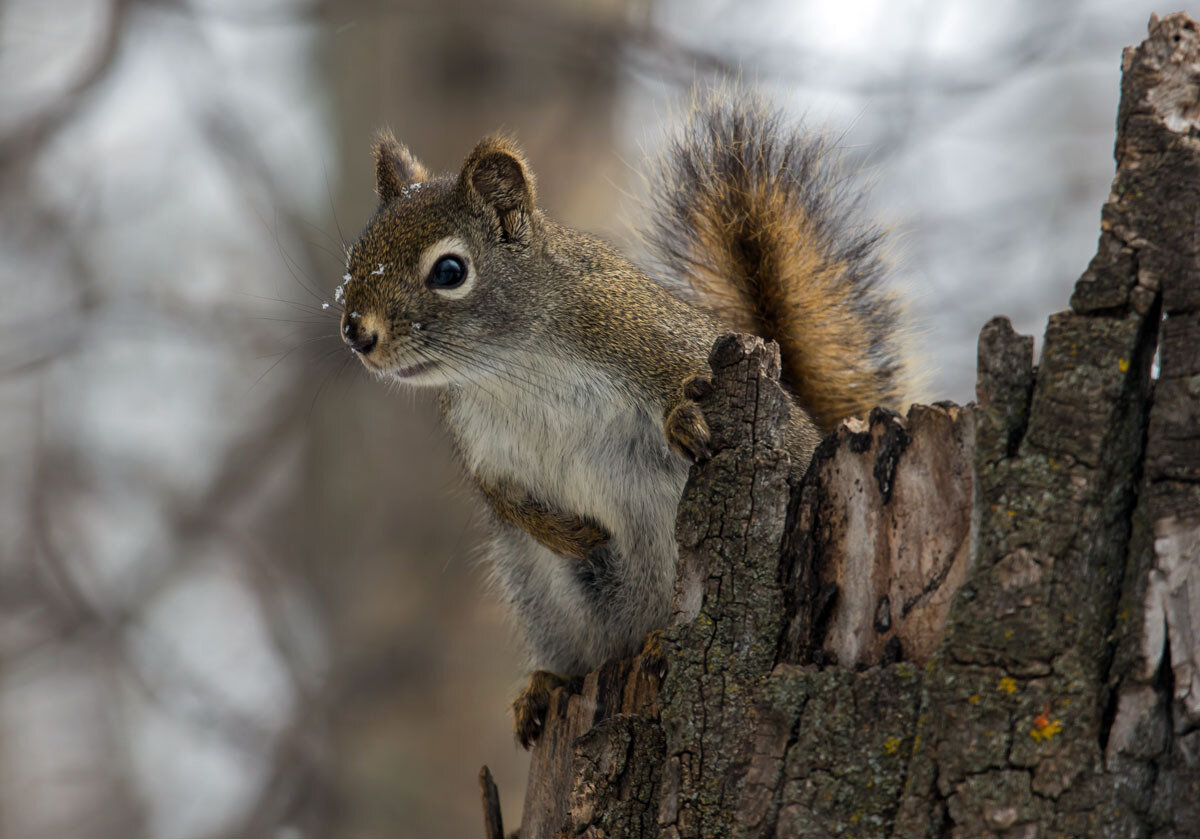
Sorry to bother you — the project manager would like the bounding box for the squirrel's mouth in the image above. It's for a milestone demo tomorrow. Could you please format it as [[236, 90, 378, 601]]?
[[389, 359, 439, 380]]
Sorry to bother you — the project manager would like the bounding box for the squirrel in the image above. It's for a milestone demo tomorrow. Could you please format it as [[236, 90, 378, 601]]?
[[335, 94, 911, 748]]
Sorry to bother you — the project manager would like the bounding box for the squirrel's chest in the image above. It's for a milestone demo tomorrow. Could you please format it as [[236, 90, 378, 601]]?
[[443, 370, 689, 545]]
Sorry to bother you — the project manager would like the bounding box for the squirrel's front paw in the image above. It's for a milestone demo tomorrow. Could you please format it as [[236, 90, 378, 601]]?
[[665, 375, 713, 462], [511, 670, 580, 749]]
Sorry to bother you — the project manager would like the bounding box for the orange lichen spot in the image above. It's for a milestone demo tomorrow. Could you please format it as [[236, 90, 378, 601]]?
[[883, 736, 902, 755], [1034, 702, 1051, 728], [999, 677, 1018, 695], [1031, 702, 1062, 741], [1119, 357, 1131, 373], [1007, 509, 1016, 517], [968, 693, 980, 705]]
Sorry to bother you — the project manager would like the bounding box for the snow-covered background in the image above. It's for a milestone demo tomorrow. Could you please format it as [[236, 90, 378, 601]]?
[[0, 0, 1171, 836]]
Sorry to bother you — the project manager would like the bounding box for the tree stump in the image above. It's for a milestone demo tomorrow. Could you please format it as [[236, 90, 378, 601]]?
[[493, 13, 1200, 839]]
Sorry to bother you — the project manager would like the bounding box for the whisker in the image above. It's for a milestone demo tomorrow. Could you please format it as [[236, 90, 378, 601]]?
[[421, 338, 564, 406], [434, 344, 539, 415], [263, 204, 342, 311], [309, 352, 356, 418], [322, 159, 350, 254], [249, 338, 342, 394], [294, 214, 350, 265], [248, 315, 336, 326], [422, 339, 620, 424], [420, 333, 619, 413], [426, 332, 610, 394], [419, 333, 567, 390], [423, 345, 515, 411], [253, 333, 339, 360], [235, 290, 338, 316]]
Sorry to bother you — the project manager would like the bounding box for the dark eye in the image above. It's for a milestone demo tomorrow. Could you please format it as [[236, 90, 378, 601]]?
[[428, 255, 466, 289]]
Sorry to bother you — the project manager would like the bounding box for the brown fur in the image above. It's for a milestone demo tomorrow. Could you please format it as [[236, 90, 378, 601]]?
[[459, 137, 537, 244], [477, 476, 611, 560], [645, 94, 911, 432], [374, 130, 430, 201]]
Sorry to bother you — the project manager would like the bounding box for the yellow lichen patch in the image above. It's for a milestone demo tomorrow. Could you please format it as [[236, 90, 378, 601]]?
[[999, 677, 1018, 695], [883, 736, 902, 755], [1119, 357, 1131, 373], [1004, 630, 1013, 639], [968, 693, 980, 705], [1031, 718, 1063, 742]]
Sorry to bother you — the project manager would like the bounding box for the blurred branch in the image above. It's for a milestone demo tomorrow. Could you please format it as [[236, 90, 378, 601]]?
[[0, 0, 132, 171], [147, 0, 735, 83]]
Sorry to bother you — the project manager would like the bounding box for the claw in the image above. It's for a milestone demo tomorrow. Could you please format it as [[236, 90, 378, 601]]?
[[511, 670, 579, 749]]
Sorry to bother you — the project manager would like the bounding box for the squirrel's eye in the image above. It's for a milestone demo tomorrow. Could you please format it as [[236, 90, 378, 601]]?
[[428, 255, 466, 289]]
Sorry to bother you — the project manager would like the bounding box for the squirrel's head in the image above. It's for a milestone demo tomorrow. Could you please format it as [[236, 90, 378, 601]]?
[[338, 132, 544, 386]]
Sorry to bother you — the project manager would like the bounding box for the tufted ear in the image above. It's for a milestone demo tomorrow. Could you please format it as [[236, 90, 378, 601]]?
[[458, 137, 537, 243], [374, 131, 431, 202]]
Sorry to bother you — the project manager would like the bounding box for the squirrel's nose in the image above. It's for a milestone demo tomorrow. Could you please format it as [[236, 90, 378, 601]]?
[[342, 317, 378, 354]]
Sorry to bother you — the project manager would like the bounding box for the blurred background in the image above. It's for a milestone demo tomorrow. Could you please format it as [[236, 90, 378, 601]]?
[[0, 0, 1171, 836]]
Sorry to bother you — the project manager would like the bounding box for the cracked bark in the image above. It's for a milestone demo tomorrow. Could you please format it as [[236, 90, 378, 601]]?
[[490, 14, 1200, 839]]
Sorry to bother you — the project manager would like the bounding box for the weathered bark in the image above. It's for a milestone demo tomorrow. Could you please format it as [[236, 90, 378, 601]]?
[[481, 767, 505, 839], [493, 14, 1200, 838]]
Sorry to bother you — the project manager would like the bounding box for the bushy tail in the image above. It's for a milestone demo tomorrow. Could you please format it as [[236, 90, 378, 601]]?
[[645, 94, 912, 433]]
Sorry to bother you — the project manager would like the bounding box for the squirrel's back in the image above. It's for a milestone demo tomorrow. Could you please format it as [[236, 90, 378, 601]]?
[[645, 94, 913, 433]]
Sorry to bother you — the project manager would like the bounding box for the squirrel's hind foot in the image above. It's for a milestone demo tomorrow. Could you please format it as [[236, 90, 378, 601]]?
[[511, 670, 581, 749]]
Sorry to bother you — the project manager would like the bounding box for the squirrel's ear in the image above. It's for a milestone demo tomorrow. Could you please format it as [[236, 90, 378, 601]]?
[[374, 132, 430, 202], [459, 137, 537, 243]]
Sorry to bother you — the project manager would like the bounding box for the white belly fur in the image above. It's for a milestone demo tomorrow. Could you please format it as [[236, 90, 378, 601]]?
[[444, 361, 691, 673]]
